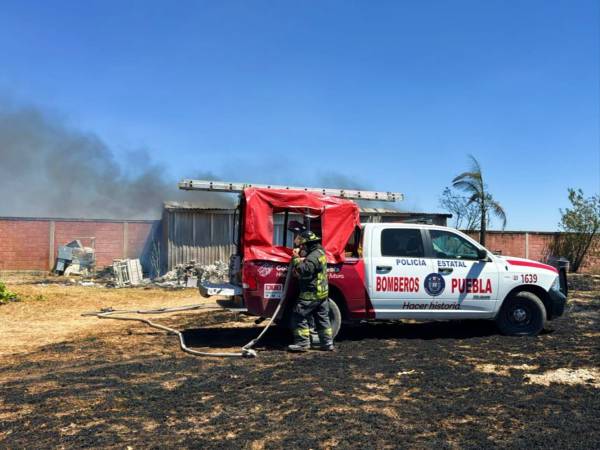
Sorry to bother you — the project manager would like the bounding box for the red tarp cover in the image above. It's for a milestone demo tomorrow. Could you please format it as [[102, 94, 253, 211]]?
[[242, 188, 361, 264]]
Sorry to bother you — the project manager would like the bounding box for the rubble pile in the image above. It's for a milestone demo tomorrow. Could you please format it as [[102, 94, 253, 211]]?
[[54, 240, 95, 276], [50, 255, 231, 290], [153, 260, 229, 288], [197, 260, 229, 283]]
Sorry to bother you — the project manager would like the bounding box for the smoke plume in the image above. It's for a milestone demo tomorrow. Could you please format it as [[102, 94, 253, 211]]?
[[0, 103, 233, 219]]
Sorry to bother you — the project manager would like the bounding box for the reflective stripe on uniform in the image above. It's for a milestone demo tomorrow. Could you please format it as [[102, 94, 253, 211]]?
[[294, 328, 310, 337], [316, 251, 328, 299]]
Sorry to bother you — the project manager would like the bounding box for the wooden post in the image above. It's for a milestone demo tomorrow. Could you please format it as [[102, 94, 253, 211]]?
[[48, 220, 56, 271], [525, 232, 530, 259]]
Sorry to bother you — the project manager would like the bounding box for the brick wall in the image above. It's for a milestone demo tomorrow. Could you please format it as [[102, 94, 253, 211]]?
[[0, 220, 50, 270], [1, 216, 599, 273], [0, 217, 157, 271], [464, 231, 600, 272]]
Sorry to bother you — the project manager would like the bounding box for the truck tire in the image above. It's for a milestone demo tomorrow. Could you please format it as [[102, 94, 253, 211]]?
[[328, 298, 342, 338], [496, 291, 546, 336]]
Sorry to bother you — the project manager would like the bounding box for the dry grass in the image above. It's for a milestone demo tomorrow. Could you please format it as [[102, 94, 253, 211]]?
[[0, 278, 215, 357]]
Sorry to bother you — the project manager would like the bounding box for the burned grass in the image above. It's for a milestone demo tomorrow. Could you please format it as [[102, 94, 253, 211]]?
[[0, 283, 599, 449]]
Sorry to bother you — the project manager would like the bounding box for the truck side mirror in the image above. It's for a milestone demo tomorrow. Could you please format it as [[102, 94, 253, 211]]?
[[477, 248, 488, 260]]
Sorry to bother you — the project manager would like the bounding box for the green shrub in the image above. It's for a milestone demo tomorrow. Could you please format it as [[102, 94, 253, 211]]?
[[0, 281, 19, 305]]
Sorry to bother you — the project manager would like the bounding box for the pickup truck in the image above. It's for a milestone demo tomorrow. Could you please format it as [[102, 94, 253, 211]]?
[[241, 222, 567, 337], [196, 186, 567, 337]]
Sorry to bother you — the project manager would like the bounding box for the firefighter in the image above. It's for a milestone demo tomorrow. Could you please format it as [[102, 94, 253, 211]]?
[[287, 230, 335, 352]]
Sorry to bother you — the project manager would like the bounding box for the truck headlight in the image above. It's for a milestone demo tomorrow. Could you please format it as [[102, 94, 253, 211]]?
[[550, 276, 560, 291]]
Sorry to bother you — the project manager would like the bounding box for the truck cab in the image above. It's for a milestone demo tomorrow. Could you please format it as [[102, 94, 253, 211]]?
[[361, 223, 567, 334], [237, 224, 567, 338]]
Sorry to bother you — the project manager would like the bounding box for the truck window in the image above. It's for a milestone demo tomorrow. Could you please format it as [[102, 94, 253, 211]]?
[[430, 230, 479, 260], [381, 229, 424, 257], [273, 212, 303, 248], [344, 226, 361, 257], [272, 212, 320, 248]]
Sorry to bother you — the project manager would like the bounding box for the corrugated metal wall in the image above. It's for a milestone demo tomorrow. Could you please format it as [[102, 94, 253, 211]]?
[[164, 209, 237, 270]]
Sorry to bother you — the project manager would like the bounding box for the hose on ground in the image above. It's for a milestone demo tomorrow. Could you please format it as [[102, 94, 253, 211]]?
[[241, 260, 294, 352], [82, 261, 294, 358]]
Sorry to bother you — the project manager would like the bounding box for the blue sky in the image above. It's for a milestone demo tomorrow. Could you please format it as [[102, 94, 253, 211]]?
[[0, 0, 598, 230]]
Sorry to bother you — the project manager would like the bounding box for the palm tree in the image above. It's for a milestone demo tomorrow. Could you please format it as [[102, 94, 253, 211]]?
[[452, 155, 506, 246]]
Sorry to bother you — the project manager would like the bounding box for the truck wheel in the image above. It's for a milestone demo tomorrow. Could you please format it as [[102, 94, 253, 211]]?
[[496, 291, 546, 336], [328, 298, 342, 338]]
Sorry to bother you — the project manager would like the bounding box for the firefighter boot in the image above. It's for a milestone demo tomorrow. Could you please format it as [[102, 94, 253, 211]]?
[[309, 324, 321, 349], [288, 325, 310, 352], [316, 331, 334, 351], [320, 343, 335, 351], [287, 344, 309, 352]]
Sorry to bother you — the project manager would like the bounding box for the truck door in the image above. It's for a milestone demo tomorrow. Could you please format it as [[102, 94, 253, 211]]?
[[369, 226, 433, 319], [426, 229, 499, 316]]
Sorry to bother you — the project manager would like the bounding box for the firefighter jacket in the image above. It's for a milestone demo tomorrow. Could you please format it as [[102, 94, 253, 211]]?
[[292, 244, 328, 301]]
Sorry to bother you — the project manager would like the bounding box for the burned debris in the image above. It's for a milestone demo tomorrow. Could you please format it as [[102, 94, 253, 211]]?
[[54, 240, 96, 276], [50, 253, 230, 290], [153, 260, 229, 288]]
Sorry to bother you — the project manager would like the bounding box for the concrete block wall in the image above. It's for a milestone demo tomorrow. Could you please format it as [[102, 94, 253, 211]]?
[[0, 217, 157, 271]]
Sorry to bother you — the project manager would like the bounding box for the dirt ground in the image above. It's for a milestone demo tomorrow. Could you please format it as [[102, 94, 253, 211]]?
[[1, 274, 599, 449]]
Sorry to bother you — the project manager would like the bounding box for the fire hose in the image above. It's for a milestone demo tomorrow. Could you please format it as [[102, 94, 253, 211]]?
[[82, 261, 294, 358]]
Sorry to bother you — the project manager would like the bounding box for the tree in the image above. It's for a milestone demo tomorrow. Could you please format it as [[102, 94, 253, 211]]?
[[452, 155, 506, 246], [439, 187, 480, 230], [550, 189, 600, 272]]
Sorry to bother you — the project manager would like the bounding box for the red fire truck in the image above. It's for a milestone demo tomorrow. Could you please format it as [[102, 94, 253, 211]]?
[[181, 180, 567, 337]]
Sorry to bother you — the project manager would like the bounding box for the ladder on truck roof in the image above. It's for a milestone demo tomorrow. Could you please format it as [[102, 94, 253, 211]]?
[[178, 179, 403, 202]]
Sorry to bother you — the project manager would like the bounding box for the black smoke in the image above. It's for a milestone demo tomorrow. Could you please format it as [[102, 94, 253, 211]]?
[[0, 103, 233, 219]]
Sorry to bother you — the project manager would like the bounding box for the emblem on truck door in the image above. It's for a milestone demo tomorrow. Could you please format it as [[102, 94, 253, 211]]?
[[424, 273, 445, 296]]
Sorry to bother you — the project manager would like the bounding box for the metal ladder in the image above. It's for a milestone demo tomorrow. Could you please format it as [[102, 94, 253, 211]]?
[[178, 179, 403, 202]]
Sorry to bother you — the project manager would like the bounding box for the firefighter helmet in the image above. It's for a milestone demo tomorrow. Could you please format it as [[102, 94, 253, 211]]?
[[296, 230, 321, 245]]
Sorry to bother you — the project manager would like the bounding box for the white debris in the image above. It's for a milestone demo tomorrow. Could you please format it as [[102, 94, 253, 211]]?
[[112, 259, 143, 287]]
